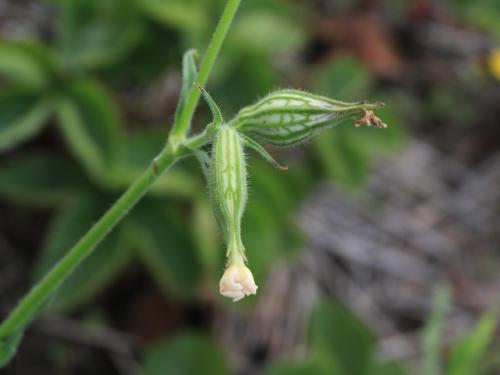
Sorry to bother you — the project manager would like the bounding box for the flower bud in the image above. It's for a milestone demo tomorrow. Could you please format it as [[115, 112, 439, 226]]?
[[229, 89, 386, 146], [211, 125, 258, 301], [219, 263, 258, 302]]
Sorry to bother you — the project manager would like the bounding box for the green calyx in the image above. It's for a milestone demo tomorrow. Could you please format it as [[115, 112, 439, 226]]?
[[211, 125, 248, 263], [228, 89, 387, 146]]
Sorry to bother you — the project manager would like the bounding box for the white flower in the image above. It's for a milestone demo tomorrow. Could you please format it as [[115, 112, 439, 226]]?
[[219, 264, 258, 302]]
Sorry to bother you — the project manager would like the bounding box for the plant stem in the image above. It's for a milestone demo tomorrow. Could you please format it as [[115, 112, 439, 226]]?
[[0, 0, 243, 340], [169, 0, 242, 149]]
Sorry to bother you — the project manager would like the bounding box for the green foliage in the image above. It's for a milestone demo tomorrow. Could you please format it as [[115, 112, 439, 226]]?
[[447, 313, 497, 375], [0, 88, 52, 152], [32, 196, 132, 311], [142, 333, 229, 375], [0, 41, 52, 88], [0, 152, 88, 206], [128, 199, 202, 296], [229, 10, 305, 54], [56, 79, 122, 179], [244, 159, 305, 283], [263, 299, 410, 375], [138, 0, 209, 37], [58, 0, 144, 71], [174, 49, 199, 125], [422, 287, 451, 375], [310, 300, 376, 375], [451, 0, 500, 39]]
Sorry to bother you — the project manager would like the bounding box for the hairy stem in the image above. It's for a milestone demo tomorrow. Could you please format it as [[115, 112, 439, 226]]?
[[169, 0, 242, 149]]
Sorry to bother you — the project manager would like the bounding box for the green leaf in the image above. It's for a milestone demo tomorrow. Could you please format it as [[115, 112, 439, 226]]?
[[174, 49, 198, 123], [309, 300, 375, 375], [58, 0, 144, 71], [0, 88, 52, 152], [129, 198, 201, 296], [0, 41, 51, 88], [422, 286, 451, 375], [32, 195, 132, 311], [0, 152, 88, 206], [142, 333, 229, 375], [56, 79, 122, 178], [0, 331, 23, 368], [447, 313, 497, 375]]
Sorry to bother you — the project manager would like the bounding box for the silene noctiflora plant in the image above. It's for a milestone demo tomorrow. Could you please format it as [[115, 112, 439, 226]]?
[[0, 0, 388, 365]]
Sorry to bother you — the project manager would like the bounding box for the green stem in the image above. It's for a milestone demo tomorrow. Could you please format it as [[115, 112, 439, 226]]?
[[169, 0, 242, 149], [0, 0, 242, 340]]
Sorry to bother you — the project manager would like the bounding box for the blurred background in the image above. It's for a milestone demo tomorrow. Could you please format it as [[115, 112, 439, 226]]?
[[1, 0, 500, 374]]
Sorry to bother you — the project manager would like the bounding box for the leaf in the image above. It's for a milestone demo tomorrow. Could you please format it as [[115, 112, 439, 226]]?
[[56, 79, 122, 178], [129, 198, 201, 296], [0, 331, 23, 368], [0, 41, 51, 88], [447, 313, 497, 375], [58, 0, 144, 71], [142, 332, 229, 375], [422, 286, 451, 375], [174, 49, 198, 124], [32, 195, 132, 311], [0, 152, 89, 206], [309, 300, 375, 375], [0, 88, 52, 152]]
